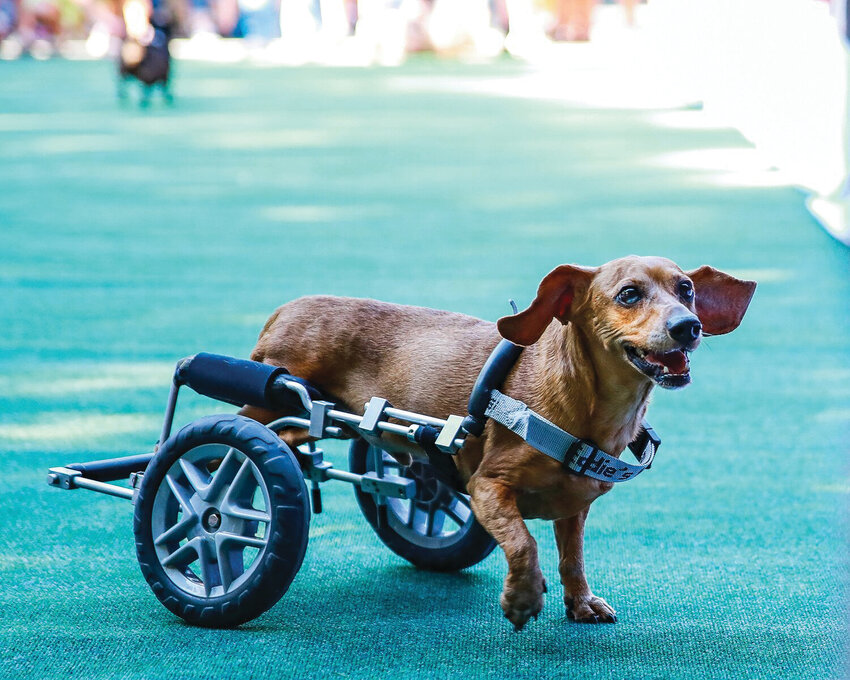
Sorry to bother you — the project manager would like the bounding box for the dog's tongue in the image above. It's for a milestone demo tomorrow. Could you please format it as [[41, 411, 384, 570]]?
[[646, 350, 689, 375]]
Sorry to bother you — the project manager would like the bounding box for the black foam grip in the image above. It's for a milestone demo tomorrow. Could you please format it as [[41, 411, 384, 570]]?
[[175, 353, 285, 408]]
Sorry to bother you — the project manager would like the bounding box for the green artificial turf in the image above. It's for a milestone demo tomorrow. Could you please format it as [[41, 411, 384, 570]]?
[[0, 57, 848, 680]]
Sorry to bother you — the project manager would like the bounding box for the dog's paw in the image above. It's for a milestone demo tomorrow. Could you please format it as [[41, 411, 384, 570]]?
[[565, 595, 617, 624], [500, 573, 546, 632]]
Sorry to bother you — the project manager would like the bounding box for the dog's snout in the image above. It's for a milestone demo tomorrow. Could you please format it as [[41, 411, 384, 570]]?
[[667, 316, 702, 344]]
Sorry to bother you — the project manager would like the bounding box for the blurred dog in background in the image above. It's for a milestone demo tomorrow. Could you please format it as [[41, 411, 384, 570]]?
[[118, 0, 172, 106]]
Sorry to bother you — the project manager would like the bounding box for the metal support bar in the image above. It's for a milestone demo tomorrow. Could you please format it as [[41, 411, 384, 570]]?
[[281, 380, 315, 412], [159, 379, 180, 445], [383, 407, 448, 429], [47, 467, 134, 500], [272, 405, 460, 444]]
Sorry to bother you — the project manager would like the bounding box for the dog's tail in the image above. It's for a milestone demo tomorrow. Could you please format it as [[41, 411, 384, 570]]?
[[250, 307, 283, 362]]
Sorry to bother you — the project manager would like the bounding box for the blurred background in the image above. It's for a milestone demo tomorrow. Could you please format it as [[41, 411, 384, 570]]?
[[1, 1, 849, 679], [1, 0, 849, 240]]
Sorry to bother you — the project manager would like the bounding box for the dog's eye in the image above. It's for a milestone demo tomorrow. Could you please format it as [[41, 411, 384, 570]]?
[[616, 286, 642, 306], [679, 281, 694, 301]]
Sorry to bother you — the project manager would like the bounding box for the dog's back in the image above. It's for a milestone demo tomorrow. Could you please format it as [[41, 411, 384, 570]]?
[[251, 295, 499, 418]]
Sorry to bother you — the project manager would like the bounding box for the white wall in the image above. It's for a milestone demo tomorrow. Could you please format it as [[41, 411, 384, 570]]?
[[649, 0, 847, 196]]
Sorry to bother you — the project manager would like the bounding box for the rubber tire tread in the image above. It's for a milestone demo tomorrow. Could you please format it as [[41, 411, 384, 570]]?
[[349, 438, 496, 572], [134, 414, 310, 628]]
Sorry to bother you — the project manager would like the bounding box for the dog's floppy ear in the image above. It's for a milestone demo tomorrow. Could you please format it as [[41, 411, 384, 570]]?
[[686, 266, 756, 335], [497, 264, 596, 346]]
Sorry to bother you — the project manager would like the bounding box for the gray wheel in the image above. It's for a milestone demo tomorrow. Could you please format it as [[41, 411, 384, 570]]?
[[149, 443, 271, 598], [350, 439, 496, 571], [134, 415, 309, 627]]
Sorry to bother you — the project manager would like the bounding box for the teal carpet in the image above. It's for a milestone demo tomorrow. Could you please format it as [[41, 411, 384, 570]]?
[[0, 57, 847, 679]]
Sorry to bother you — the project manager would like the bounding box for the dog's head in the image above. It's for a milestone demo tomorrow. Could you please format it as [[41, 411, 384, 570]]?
[[497, 255, 756, 389]]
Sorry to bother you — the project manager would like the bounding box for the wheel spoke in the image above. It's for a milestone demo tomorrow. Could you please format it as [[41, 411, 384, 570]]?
[[220, 458, 269, 523], [165, 471, 197, 515], [178, 458, 211, 499], [442, 495, 472, 526], [381, 455, 402, 471], [161, 536, 204, 569], [406, 502, 419, 528], [216, 531, 266, 549], [425, 505, 439, 537], [195, 539, 216, 597], [204, 448, 243, 501], [154, 513, 198, 547], [221, 504, 270, 524], [214, 534, 235, 593]]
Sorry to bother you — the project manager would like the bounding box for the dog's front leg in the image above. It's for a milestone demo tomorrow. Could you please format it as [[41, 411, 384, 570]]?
[[554, 510, 617, 623], [468, 476, 546, 631]]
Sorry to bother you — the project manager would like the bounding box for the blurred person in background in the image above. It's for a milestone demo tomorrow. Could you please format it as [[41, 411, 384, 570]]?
[[550, 0, 594, 41], [232, 0, 279, 41], [548, 0, 636, 41], [0, 0, 17, 42], [11, 0, 85, 56]]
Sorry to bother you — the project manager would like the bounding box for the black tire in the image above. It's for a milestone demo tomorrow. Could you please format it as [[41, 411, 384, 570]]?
[[134, 414, 310, 628], [349, 439, 496, 572]]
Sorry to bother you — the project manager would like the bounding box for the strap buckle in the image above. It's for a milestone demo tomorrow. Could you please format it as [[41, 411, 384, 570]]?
[[627, 423, 661, 468]]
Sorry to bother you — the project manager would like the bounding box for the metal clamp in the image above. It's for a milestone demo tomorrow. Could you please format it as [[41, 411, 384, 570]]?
[[359, 473, 416, 500], [359, 397, 391, 435], [47, 466, 134, 500], [47, 467, 82, 491], [308, 401, 335, 438], [435, 415, 465, 453]]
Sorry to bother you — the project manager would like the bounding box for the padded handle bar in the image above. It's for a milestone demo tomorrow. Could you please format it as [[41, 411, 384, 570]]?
[[174, 353, 322, 413]]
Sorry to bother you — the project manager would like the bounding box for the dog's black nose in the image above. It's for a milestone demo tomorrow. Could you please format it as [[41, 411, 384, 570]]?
[[667, 316, 702, 344]]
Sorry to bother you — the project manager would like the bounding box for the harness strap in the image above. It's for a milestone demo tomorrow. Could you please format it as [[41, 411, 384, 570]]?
[[483, 391, 659, 483]]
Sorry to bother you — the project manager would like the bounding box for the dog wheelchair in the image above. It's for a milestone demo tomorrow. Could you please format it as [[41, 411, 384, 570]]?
[[47, 353, 497, 627]]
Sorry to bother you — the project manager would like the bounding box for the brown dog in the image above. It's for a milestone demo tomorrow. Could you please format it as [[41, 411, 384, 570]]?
[[241, 255, 755, 630]]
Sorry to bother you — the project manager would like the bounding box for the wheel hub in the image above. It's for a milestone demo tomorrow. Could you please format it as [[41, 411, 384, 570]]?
[[202, 507, 222, 533], [407, 460, 452, 508]]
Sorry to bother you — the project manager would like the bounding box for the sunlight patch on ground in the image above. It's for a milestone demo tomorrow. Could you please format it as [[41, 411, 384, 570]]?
[[646, 110, 732, 132], [0, 134, 136, 157], [260, 203, 391, 223], [0, 112, 94, 132], [646, 148, 793, 189], [210, 129, 331, 150], [0, 413, 156, 443], [390, 69, 692, 111], [812, 483, 850, 494], [814, 408, 850, 424], [260, 205, 347, 223], [0, 363, 172, 397]]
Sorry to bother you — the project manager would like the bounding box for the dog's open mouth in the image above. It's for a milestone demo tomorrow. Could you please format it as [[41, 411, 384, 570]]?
[[624, 344, 691, 389]]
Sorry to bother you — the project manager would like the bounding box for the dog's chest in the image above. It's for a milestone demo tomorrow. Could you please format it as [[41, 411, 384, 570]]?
[[516, 473, 613, 520]]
